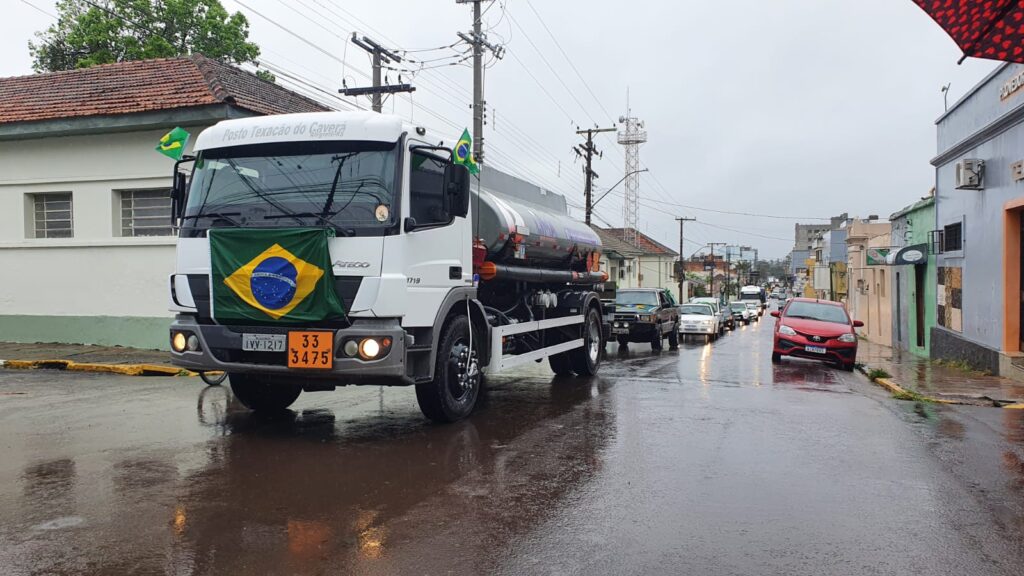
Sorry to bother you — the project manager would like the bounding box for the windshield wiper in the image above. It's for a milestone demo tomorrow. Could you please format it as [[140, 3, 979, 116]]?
[[182, 211, 242, 227], [261, 213, 355, 236], [322, 153, 357, 219]]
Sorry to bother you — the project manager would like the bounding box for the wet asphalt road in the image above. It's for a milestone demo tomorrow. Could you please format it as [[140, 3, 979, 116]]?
[[3, 315, 1024, 575]]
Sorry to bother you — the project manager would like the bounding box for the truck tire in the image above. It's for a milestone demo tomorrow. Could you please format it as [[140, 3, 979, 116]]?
[[569, 307, 603, 376], [229, 373, 302, 412], [651, 328, 663, 351], [416, 315, 480, 423], [668, 326, 679, 350], [617, 335, 629, 347], [548, 352, 574, 376]]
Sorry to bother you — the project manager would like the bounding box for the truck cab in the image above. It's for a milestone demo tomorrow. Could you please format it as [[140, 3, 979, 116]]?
[[167, 112, 605, 422]]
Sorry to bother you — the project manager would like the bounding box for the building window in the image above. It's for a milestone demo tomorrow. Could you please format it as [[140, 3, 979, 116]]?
[[31, 192, 73, 238], [120, 189, 173, 237], [943, 222, 963, 252]]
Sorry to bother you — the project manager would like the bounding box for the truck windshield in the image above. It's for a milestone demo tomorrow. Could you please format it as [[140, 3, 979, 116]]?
[[615, 292, 658, 306], [181, 141, 398, 237]]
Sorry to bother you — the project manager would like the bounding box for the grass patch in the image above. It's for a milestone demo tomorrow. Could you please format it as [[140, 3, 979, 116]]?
[[867, 368, 892, 382], [892, 388, 935, 404], [933, 358, 991, 376]]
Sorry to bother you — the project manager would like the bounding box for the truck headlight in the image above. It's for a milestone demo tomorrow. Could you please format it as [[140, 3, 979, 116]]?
[[639, 315, 653, 322], [838, 333, 857, 343], [779, 325, 797, 336], [171, 332, 187, 352], [359, 338, 381, 359]]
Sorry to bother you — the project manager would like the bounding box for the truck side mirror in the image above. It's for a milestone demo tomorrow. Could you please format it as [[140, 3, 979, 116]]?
[[170, 156, 195, 224], [444, 163, 471, 218]]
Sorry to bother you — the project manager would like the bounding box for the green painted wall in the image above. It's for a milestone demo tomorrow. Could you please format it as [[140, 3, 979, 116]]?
[[899, 200, 937, 357], [0, 315, 169, 350]]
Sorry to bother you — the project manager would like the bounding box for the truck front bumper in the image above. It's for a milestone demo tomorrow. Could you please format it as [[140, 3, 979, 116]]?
[[168, 315, 410, 384]]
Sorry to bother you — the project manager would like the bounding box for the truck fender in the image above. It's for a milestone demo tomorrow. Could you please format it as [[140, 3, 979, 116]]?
[[555, 290, 602, 320], [425, 287, 489, 380]]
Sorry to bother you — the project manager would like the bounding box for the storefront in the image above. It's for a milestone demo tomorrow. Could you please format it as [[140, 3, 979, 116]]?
[[931, 63, 1024, 378], [889, 196, 936, 358]]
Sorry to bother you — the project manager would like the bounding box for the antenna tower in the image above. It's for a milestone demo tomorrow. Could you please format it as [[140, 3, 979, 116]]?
[[618, 102, 647, 246]]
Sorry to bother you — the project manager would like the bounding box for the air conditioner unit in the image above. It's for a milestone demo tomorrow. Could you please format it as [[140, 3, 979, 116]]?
[[955, 159, 984, 190]]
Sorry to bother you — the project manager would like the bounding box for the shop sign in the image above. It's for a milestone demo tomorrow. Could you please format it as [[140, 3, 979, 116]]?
[[1000, 69, 1024, 101], [894, 244, 928, 265], [865, 247, 890, 266]]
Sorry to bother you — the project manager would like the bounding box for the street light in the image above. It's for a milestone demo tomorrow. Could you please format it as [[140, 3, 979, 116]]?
[[590, 168, 649, 209]]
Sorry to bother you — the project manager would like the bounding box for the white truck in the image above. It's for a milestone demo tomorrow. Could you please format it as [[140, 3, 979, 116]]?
[[166, 111, 607, 422]]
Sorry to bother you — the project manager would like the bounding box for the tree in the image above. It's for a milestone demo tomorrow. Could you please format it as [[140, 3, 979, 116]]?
[[30, 0, 260, 73]]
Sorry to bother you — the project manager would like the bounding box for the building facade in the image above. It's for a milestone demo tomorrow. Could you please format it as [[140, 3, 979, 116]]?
[[889, 195, 937, 358], [0, 56, 328, 348], [931, 62, 1024, 377], [846, 220, 893, 347], [603, 228, 681, 302]]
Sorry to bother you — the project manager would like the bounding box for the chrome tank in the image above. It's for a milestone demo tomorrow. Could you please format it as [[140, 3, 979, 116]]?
[[475, 187, 601, 267]]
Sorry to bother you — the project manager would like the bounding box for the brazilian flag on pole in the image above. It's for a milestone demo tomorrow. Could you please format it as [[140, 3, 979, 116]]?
[[156, 126, 190, 160], [209, 228, 345, 324], [454, 128, 480, 175]]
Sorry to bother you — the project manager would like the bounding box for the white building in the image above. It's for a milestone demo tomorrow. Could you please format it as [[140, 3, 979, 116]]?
[[0, 56, 327, 349], [602, 227, 681, 302]]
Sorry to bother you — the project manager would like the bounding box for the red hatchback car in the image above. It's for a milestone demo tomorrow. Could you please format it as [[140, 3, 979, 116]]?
[[770, 298, 863, 371]]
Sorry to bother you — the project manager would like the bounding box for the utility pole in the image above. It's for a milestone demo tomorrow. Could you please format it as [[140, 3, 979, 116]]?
[[575, 126, 616, 225], [340, 34, 415, 112], [457, 0, 503, 164], [707, 242, 726, 301], [675, 217, 696, 302]]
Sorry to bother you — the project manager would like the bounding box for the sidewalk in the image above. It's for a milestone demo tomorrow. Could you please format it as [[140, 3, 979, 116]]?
[[0, 342, 186, 376], [857, 339, 1024, 406]]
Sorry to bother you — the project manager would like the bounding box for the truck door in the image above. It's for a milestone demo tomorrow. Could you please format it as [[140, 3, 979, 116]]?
[[394, 147, 471, 327]]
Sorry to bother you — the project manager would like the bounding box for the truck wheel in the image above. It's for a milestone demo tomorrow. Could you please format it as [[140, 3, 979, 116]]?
[[416, 315, 480, 423], [668, 327, 679, 350], [651, 329, 663, 351], [548, 352, 574, 376], [569, 307, 603, 376], [617, 335, 629, 347], [229, 373, 301, 412]]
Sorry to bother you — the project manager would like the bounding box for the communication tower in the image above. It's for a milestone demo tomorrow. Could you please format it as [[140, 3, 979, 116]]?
[[617, 110, 646, 245]]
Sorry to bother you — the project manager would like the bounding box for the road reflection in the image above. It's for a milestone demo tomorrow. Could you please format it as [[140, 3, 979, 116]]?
[[171, 374, 617, 574]]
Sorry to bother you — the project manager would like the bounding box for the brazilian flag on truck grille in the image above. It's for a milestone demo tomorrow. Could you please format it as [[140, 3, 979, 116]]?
[[210, 228, 345, 324]]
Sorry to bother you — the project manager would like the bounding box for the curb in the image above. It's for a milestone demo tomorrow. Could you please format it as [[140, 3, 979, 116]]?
[[857, 364, 1017, 407], [0, 358, 196, 377]]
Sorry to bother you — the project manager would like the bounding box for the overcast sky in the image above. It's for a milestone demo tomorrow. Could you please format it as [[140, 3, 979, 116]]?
[[2, 0, 996, 259]]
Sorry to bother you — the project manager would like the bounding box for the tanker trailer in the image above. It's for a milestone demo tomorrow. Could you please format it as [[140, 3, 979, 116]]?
[[166, 111, 607, 422]]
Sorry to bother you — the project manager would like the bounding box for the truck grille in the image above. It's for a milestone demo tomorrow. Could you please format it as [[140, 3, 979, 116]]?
[[187, 275, 363, 325]]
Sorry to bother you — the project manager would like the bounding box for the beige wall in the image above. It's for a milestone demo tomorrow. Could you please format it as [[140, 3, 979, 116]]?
[[846, 221, 893, 346]]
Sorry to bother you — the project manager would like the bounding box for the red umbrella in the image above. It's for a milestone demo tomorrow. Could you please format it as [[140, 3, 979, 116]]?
[[913, 0, 1024, 63]]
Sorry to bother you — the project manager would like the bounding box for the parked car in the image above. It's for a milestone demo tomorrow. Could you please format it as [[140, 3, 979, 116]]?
[[728, 302, 752, 325], [770, 298, 863, 371], [744, 300, 762, 320], [690, 297, 730, 333], [610, 288, 680, 350], [677, 303, 720, 342]]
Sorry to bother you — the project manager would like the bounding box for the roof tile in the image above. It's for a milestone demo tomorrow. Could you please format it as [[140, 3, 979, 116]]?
[[0, 55, 328, 125]]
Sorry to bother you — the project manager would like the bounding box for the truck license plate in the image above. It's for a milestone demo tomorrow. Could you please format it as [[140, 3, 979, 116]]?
[[241, 333, 286, 352], [612, 327, 629, 335], [805, 345, 827, 354], [288, 331, 334, 369]]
